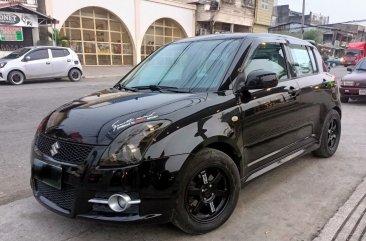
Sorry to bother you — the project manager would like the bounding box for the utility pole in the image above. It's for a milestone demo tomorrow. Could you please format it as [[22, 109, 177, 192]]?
[[301, 0, 305, 39]]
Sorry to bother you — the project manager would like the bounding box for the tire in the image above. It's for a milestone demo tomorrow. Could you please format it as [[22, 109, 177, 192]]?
[[172, 148, 240, 234], [313, 109, 341, 158], [68, 68, 82, 82], [340, 97, 349, 103], [332, 63, 336, 67], [7, 70, 25, 85]]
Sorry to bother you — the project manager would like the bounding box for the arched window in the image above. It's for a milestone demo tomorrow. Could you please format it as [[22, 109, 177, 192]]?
[[141, 18, 187, 59], [60, 7, 134, 66]]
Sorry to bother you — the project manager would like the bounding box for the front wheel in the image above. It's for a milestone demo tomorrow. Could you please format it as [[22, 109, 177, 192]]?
[[7, 70, 25, 85], [68, 68, 82, 82], [172, 148, 240, 234], [313, 109, 341, 158]]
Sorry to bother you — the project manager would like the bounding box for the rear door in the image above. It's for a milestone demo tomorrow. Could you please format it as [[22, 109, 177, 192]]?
[[50, 48, 73, 77], [239, 40, 306, 172], [287, 44, 336, 140], [24, 49, 53, 79]]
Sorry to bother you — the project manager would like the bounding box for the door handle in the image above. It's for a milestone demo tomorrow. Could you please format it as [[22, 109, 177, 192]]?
[[67, 59, 71, 62], [46, 62, 51, 65], [288, 86, 299, 97]]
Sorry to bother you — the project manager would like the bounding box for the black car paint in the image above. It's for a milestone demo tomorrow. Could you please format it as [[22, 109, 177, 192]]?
[[31, 34, 341, 224]]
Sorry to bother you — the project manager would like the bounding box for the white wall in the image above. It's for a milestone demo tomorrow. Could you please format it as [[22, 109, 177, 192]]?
[[45, 0, 196, 64]]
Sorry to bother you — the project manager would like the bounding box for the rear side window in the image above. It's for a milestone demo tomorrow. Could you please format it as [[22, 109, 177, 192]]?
[[51, 49, 70, 58], [27, 49, 49, 61], [289, 45, 314, 77]]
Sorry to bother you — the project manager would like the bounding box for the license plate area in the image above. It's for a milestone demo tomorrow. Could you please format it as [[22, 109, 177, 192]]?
[[33, 159, 62, 190], [359, 89, 366, 95]]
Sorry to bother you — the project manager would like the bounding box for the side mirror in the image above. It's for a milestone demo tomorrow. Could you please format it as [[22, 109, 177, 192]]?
[[24, 56, 31, 61], [240, 70, 278, 90], [347, 67, 354, 72]]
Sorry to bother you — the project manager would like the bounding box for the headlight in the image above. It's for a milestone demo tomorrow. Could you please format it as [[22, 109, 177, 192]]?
[[99, 120, 171, 167], [0, 62, 7, 68], [340, 58, 344, 62]]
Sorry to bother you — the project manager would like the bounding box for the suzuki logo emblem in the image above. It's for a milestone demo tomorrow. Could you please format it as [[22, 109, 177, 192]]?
[[50, 142, 60, 156]]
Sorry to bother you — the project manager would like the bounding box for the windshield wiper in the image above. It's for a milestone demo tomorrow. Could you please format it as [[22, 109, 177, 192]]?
[[116, 84, 138, 92], [132, 85, 191, 93]]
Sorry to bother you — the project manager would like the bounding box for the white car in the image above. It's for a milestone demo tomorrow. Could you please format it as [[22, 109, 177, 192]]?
[[0, 46, 83, 85]]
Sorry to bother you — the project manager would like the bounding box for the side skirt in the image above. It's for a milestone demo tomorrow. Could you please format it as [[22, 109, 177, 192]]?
[[242, 141, 319, 184]]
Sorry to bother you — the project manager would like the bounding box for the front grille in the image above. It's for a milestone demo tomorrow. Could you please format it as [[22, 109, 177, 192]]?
[[35, 180, 76, 211], [36, 134, 94, 165]]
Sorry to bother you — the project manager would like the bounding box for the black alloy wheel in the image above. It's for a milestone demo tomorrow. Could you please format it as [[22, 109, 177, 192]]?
[[313, 109, 341, 158], [68, 69, 82, 82], [327, 119, 339, 151], [185, 168, 230, 223], [8, 70, 25, 85], [173, 148, 240, 234]]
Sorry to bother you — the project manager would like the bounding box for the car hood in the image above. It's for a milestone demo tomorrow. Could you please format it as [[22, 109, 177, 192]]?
[[43, 88, 208, 145], [343, 71, 366, 82]]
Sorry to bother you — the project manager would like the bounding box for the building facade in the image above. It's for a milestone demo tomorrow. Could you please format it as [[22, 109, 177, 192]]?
[[272, 4, 329, 27], [253, 0, 274, 33], [188, 0, 255, 35], [0, 0, 55, 56], [39, 0, 196, 65]]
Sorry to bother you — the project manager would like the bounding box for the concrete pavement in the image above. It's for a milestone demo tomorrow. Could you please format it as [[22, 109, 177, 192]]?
[[82, 66, 133, 79]]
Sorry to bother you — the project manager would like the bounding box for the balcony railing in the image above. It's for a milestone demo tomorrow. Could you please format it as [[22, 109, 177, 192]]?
[[0, 0, 38, 5]]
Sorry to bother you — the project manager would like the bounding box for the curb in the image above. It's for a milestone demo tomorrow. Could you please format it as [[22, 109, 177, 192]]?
[[83, 75, 123, 79], [314, 177, 366, 241]]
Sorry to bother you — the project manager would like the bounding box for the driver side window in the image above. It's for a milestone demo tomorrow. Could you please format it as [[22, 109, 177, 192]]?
[[27, 49, 49, 61], [245, 43, 289, 81]]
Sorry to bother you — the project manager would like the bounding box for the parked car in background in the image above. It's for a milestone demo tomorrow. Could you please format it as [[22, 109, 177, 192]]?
[[326, 56, 341, 67], [339, 57, 366, 103], [0, 46, 83, 85], [30, 33, 341, 234]]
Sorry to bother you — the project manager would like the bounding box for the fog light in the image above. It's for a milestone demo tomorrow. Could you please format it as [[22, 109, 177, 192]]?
[[108, 194, 132, 212]]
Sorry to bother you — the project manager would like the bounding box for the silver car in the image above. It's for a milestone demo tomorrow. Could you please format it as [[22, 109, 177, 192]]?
[[0, 46, 83, 85]]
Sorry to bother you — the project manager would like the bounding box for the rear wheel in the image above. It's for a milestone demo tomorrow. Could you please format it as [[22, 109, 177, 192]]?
[[68, 68, 82, 82], [340, 97, 349, 103], [313, 110, 341, 158], [331, 62, 336, 67], [172, 148, 240, 234], [7, 70, 25, 85]]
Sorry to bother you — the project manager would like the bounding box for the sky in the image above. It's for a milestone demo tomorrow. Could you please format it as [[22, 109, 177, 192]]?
[[277, 0, 366, 24]]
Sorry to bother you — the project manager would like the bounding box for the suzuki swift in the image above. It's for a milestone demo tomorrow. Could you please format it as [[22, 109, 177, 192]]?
[[31, 33, 341, 234]]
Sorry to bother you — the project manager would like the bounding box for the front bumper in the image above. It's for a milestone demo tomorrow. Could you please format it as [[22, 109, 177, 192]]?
[[340, 86, 366, 98], [30, 134, 187, 224]]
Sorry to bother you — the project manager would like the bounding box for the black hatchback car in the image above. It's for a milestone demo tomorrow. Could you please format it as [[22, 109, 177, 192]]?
[[31, 33, 341, 234]]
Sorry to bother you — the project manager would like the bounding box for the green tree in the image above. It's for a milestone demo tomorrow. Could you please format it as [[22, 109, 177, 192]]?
[[48, 28, 69, 46], [303, 29, 323, 44]]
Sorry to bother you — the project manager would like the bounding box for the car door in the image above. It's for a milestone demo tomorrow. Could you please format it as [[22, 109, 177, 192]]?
[[50, 48, 73, 77], [287, 44, 336, 140], [238, 40, 308, 173], [24, 49, 53, 79]]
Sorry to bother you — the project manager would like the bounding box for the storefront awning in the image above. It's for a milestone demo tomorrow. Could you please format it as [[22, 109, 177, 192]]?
[[0, 3, 58, 26]]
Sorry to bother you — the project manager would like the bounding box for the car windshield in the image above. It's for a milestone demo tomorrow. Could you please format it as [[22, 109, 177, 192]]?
[[355, 58, 366, 70], [120, 39, 242, 92], [2, 47, 31, 59], [345, 50, 361, 56]]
